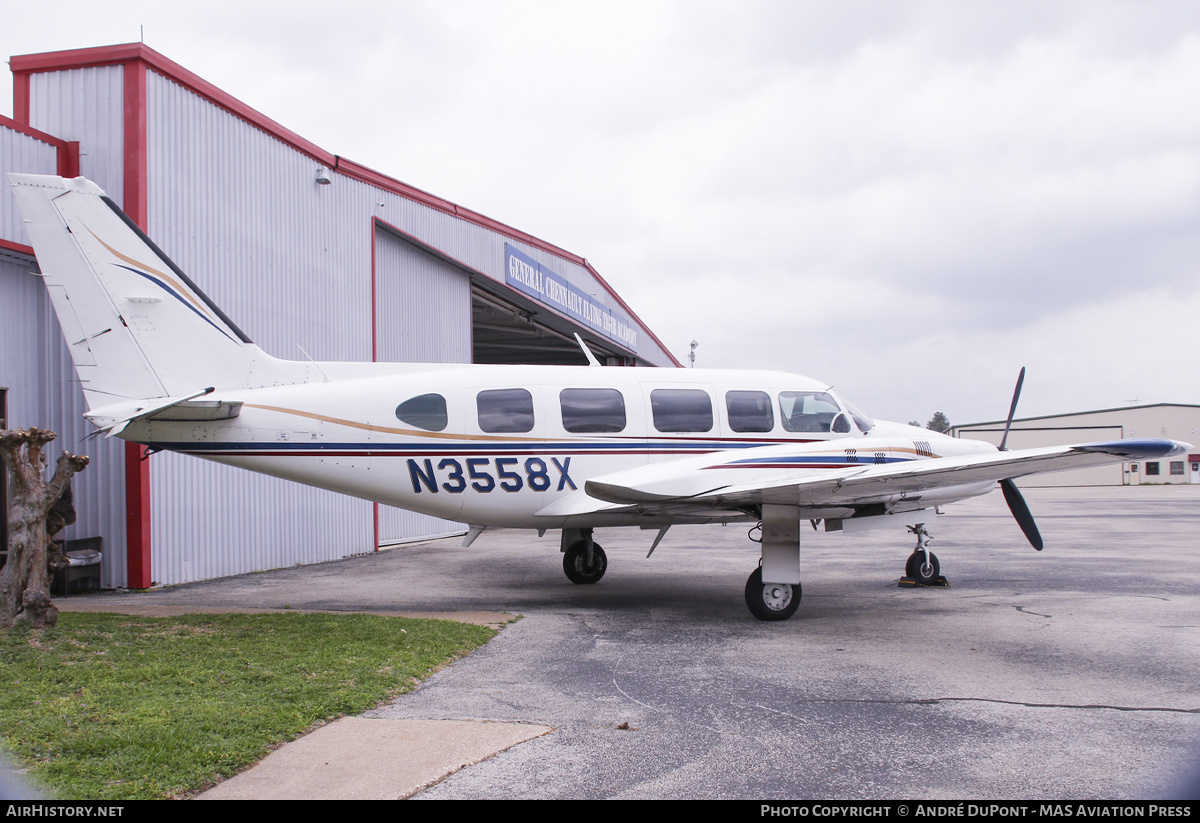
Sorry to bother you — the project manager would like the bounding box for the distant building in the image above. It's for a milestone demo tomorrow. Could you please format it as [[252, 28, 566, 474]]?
[[953, 404, 1200, 486], [1, 43, 678, 589]]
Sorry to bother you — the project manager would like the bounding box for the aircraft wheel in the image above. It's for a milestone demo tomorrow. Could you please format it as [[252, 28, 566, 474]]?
[[744, 567, 800, 621], [906, 551, 940, 584], [563, 541, 607, 584]]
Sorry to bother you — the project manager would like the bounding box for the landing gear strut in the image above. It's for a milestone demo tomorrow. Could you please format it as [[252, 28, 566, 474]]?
[[904, 523, 941, 585], [744, 503, 804, 621]]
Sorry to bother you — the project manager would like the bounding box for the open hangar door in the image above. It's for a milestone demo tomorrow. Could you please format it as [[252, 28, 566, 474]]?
[[374, 225, 638, 368], [472, 285, 634, 366]]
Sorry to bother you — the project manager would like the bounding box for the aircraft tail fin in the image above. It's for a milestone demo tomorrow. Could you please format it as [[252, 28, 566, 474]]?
[[9, 174, 310, 418]]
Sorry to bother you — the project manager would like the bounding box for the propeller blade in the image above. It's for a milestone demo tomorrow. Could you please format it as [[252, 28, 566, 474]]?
[[999, 366, 1026, 451], [1001, 477, 1043, 551]]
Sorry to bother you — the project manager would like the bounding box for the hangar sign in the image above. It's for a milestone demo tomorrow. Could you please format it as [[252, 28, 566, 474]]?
[[505, 244, 638, 352]]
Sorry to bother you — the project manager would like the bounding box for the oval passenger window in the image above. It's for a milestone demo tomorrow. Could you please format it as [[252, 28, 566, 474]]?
[[395, 393, 448, 432]]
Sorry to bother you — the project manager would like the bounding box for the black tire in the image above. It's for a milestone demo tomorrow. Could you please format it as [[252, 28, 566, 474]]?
[[744, 567, 800, 621], [563, 541, 607, 584], [906, 551, 940, 584]]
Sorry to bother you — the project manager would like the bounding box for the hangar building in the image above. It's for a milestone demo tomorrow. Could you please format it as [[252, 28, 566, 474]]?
[[0, 43, 679, 589], [953, 404, 1200, 486]]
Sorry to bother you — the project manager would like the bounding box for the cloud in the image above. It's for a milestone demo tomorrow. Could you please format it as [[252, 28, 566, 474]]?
[[2, 1, 1197, 427]]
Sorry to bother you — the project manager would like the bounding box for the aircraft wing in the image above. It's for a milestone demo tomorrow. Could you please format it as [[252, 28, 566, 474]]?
[[536, 438, 1190, 519]]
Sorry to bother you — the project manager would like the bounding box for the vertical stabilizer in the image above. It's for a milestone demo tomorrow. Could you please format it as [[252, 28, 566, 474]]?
[[9, 174, 307, 414]]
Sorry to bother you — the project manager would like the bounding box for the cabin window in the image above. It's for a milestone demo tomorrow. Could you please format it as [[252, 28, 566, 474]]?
[[560, 388, 626, 433], [477, 388, 535, 433], [395, 393, 448, 432], [779, 391, 843, 433], [726, 391, 774, 433], [650, 389, 713, 433]]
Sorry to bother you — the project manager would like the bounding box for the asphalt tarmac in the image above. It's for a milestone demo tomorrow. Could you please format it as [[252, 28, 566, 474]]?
[[60, 485, 1200, 799]]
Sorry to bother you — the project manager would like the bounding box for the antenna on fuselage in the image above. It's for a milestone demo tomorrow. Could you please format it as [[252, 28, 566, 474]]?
[[296, 344, 333, 383], [574, 333, 602, 367]]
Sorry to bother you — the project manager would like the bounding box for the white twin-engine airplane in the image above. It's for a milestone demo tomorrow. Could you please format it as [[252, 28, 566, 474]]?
[[10, 174, 1191, 620]]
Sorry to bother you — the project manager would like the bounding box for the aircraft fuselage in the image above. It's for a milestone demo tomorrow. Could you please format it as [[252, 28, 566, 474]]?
[[122, 363, 999, 529]]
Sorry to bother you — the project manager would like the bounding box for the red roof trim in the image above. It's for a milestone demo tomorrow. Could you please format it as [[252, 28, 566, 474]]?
[[10, 43, 681, 367], [0, 238, 34, 257], [0, 115, 80, 179], [10, 43, 147, 73], [12, 43, 337, 167], [0, 113, 68, 147]]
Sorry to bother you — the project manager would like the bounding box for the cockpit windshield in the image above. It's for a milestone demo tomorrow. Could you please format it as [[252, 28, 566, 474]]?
[[778, 391, 873, 435], [779, 391, 846, 433], [843, 401, 875, 434]]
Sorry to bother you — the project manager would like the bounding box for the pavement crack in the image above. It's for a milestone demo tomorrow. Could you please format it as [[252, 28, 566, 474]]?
[[923, 696, 1200, 714], [783, 696, 1199, 714]]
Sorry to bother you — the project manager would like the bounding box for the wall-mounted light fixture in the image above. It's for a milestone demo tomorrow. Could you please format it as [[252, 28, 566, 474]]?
[[315, 166, 332, 185]]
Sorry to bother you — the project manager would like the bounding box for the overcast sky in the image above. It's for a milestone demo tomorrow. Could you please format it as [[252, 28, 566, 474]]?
[[3, 1, 1198, 427]]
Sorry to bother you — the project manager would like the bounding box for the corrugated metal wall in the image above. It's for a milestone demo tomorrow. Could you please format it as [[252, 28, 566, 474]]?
[[373, 225, 471, 544], [146, 71, 376, 584], [1, 129, 59, 245], [21, 65, 133, 587], [374, 225, 472, 364], [0, 257, 50, 432], [26, 67, 125, 205], [0, 253, 127, 587]]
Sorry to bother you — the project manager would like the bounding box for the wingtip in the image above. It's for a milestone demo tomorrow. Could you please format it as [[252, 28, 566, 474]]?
[[1073, 439, 1193, 460]]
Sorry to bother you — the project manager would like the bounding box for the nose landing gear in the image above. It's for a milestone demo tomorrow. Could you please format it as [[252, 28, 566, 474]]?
[[901, 523, 947, 587]]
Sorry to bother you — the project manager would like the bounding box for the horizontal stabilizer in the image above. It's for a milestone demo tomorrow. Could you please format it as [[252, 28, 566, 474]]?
[[84, 387, 244, 435]]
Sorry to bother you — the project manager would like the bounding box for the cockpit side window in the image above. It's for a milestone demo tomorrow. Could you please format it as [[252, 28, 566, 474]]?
[[477, 388, 535, 433], [560, 388, 626, 433], [650, 389, 713, 433], [779, 391, 843, 433], [726, 390, 774, 433], [395, 393, 448, 432], [844, 402, 874, 434]]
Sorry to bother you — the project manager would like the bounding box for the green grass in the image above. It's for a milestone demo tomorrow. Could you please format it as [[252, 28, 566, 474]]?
[[0, 611, 497, 800]]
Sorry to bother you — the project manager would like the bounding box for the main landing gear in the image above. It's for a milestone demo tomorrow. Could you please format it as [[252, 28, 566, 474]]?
[[744, 566, 800, 621], [561, 528, 607, 584], [744, 503, 804, 622]]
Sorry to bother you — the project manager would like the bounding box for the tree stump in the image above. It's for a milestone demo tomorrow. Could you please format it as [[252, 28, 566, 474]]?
[[0, 428, 89, 629]]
